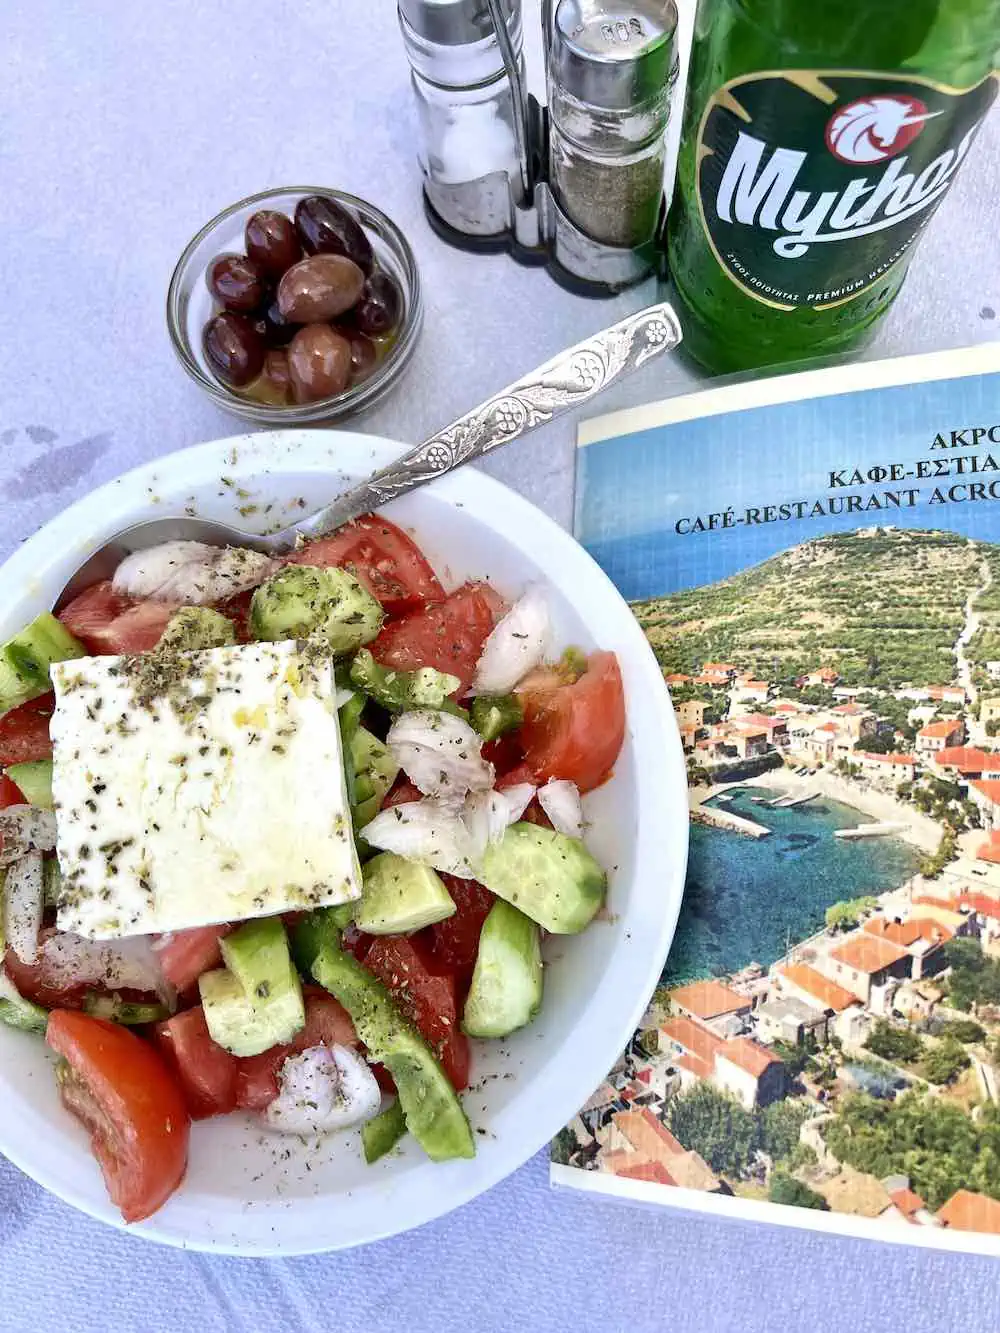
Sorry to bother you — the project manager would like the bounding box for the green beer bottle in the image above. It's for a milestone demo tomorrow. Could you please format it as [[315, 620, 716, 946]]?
[[665, 0, 1000, 374]]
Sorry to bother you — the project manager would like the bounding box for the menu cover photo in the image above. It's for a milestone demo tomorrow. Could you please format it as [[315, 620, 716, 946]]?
[[551, 343, 1000, 1255]]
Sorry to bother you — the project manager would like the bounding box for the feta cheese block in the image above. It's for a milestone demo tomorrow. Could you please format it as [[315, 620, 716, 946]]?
[[51, 641, 362, 939]]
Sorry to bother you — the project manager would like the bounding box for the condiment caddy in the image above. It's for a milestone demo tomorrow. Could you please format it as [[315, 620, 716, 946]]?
[[397, 0, 679, 295]]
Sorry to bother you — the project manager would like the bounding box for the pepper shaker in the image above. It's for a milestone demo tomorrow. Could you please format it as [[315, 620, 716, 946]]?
[[397, 0, 529, 239], [547, 0, 678, 250]]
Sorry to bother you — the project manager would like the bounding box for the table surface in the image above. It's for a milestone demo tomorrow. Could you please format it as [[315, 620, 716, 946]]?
[[2, 2, 999, 1329]]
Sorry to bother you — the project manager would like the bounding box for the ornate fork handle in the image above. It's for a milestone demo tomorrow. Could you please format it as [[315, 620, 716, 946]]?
[[293, 301, 682, 540]]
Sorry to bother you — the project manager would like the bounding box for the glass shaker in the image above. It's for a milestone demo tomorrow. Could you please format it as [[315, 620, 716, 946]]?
[[547, 0, 678, 250], [397, 0, 529, 239]]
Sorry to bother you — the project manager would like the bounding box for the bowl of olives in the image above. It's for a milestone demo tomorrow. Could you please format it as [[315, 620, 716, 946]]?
[[166, 187, 422, 423]]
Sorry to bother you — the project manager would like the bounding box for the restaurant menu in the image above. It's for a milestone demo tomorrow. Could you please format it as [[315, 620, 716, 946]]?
[[552, 343, 1000, 1255]]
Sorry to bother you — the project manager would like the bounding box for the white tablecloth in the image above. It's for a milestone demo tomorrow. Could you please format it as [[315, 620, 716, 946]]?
[[2, 2, 999, 1328]]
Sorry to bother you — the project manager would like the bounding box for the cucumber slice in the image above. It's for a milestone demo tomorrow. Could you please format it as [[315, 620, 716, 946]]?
[[462, 899, 542, 1038], [158, 607, 236, 651], [470, 694, 523, 743], [350, 649, 461, 714], [7, 760, 53, 809], [0, 612, 85, 715], [349, 728, 399, 831], [199, 969, 272, 1056], [479, 823, 606, 934], [362, 1099, 407, 1164], [83, 992, 168, 1025], [219, 917, 305, 1047], [356, 852, 456, 935], [251, 566, 383, 654], [338, 690, 366, 741], [0, 971, 47, 1033], [309, 940, 475, 1163], [42, 857, 62, 908]]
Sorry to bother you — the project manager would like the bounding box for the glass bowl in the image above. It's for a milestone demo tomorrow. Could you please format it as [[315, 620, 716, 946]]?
[[166, 186, 423, 424]]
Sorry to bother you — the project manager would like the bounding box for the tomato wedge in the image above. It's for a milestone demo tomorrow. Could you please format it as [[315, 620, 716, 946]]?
[[427, 876, 495, 989], [0, 693, 55, 765], [0, 773, 24, 808], [518, 651, 625, 794], [380, 776, 423, 810], [5, 941, 89, 1010], [152, 925, 233, 995], [152, 1006, 238, 1120], [362, 936, 470, 1091], [286, 514, 445, 614], [47, 1010, 190, 1223], [58, 581, 177, 655], [58, 581, 130, 651], [371, 583, 499, 694], [214, 590, 253, 642], [481, 732, 524, 777], [234, 987, 359, 1111]]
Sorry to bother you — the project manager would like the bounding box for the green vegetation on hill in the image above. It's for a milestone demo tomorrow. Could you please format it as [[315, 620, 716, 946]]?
[[968, 549, 1000, 666], [920, 1037, 970, 1086], [943, 939, 1000, 1011], [666, 1084, 813, 1178], [769, 1172, 828, 1210], [636, 528, 993, 688], [824, 1092, 1000, 1210], [941, 1018, 986, 1044], [864, 1020, 924, 1065], [825, 896, 878, 931]]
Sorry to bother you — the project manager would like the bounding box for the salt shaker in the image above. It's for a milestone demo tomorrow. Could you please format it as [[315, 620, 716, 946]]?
[[547, 0, 678, 249], [397, 0, 529, 239]]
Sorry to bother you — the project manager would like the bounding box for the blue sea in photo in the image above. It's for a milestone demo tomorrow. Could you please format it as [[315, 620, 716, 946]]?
[[664, 788, 922, 986]]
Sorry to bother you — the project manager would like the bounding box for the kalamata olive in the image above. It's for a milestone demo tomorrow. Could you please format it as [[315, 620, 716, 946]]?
[[287, 324, 352, 403], [336, 326, 378, 382], [354, 270, 402, 337], [206, 253, 267, 313], [203, 312, 265, 387], [277, 255, 365, 323], [294, 195, 374, 273], [245, 210, 301, 276], [250, 349, 294, 405], [260, 295, 297, 347]]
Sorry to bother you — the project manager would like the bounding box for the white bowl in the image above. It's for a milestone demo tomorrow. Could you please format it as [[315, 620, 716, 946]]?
[[0, 430, 687, 1255]]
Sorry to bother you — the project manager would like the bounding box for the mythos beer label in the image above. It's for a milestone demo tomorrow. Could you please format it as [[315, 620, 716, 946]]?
[[696, 71, 997, 310]]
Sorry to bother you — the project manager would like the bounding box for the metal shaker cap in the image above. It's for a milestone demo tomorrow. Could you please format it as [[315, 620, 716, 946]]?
[[397, 0, 519, 46], [550, 0, 677, 110]]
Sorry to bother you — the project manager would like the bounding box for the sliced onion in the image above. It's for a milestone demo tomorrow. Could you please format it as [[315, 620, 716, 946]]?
[[463, 790, 513, 863], [537, 779, 586, 840], [363, 799, 477, 877], [264, 1044, 381, 1136], [462, 786, 538, 862], [113, 540, 278, 605], [0, 968, 24, 1004], [39, 930, 174, 1006], [387, 710, 493, 804], [500, 783, 536, 824], [472, 586, 550, 695], [0, 806, 57, 868], [3, 852, 43, 963]]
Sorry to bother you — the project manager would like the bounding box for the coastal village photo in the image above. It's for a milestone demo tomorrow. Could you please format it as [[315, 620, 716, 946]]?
[[554, 526, 1000, 1235], [561, 346, 1000, 1245]]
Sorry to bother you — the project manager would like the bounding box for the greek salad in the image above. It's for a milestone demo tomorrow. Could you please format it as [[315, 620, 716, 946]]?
[[0, 515, 625, 1222]]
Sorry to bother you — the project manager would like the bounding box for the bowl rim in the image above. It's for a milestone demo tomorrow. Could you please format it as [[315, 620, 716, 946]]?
[[165, 187, 424, 423], [0, 429, 688, 1254]]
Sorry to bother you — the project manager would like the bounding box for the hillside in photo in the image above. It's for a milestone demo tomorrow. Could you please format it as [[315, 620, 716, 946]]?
[[637, 528, 1000, 689]]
